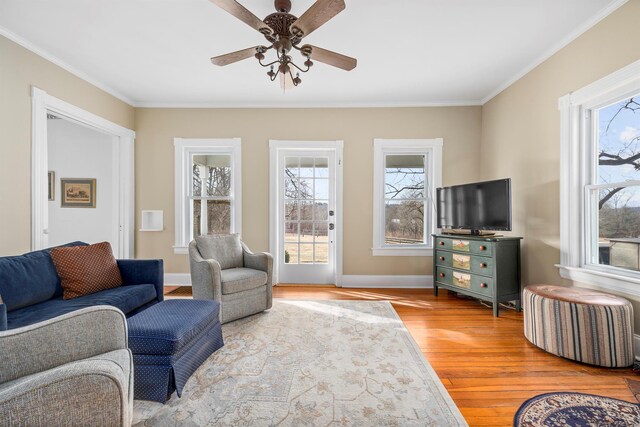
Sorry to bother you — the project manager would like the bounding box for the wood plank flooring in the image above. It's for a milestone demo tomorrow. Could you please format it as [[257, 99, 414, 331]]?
[[166, 285, 638, 426]]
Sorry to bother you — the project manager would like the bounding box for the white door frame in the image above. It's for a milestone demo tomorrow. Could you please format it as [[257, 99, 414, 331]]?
[[31, 86, 135, 258], [269, 140, 343, 286]]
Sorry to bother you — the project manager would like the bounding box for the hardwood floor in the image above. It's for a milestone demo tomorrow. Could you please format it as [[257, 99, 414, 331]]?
[[166, 285, 638, 426]]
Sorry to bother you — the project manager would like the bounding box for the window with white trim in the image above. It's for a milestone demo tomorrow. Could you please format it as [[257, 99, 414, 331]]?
[[372, 139, 442, 256], [559, 60, 640, 293], [173, 138, 241, 254]]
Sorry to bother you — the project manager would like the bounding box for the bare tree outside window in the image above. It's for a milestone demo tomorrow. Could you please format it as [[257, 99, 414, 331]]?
[[283, 157, 330, 264], [192, 155, 232, 237], [595, 96, 640, 269], [384, 155, 426, 244]]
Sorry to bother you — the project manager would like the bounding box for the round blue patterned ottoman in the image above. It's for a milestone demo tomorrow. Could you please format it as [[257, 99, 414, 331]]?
[[523, 285, 634, 367]]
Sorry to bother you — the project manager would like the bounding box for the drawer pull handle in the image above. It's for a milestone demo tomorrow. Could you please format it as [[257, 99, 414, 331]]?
[[439, 273, 445, 278], [479, 263, 487, 268], [479, 245, 487, 251], [439, 241, 445, 246], [480, 283, 488, 288], [439, 256, 445, 261]]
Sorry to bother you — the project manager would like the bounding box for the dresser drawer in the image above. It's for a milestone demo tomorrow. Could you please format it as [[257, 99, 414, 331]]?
[[471, 275, 494, 297], [470, 240, 493, 256], [435, 267, 472, 290], [470, 256, 494, 275], [436, 252, 451, 267], [435, 266, 453, 286], [435, 237, 451, 250]]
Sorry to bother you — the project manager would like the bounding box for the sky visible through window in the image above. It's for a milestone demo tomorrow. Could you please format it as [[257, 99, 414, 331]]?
[[598, 96, 640, 183], [596, 95, 640, 247]]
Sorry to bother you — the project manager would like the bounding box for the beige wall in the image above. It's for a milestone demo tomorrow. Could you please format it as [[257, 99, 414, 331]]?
[[135, 107, 482, 275], [0, 35, 135, 255], [480, 1, 640, 323], [5, 0, 636, 292]]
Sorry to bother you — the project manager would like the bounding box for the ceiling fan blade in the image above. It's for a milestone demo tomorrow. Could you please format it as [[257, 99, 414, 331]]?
[[211, 46, 264, 66], [209, 0, 272, 36], [290, 0, 345, 38], [301, 45, 356, 71]]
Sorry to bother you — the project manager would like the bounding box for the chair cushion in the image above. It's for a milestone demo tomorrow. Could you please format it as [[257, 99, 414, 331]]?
[[221, 268, 268, 295], [50, 242, 123, 300], [127, 300, 221, 356], [6, 284, 157, 330], [195, 234, 243, 270]]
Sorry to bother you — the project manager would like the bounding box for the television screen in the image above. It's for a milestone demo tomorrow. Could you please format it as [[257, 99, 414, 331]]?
[[436, 179, 511, 232]]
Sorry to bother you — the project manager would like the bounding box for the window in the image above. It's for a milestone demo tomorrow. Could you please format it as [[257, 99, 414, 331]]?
[[372, 139, 442, 256], [173, 138, 241, 254], [559, 60, 640, 294]]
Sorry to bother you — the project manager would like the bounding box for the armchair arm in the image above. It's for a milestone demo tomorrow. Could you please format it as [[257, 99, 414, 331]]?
[[0, 350, 132, 427], [117, 259, 164, 302], [241, 242, 273, 286], [0, 306, 127, 384], [189, 241, 223, 302]]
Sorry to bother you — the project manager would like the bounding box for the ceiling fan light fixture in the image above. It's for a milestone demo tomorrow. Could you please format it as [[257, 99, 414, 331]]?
[[279, 63, 290, 74], [209, 0, 356, 87]]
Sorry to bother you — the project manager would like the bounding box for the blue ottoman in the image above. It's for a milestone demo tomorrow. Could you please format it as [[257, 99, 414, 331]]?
[[127, 299, 224, 402]]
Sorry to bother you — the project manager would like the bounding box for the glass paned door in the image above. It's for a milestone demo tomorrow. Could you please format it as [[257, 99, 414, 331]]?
[[279, 151, 336, 284]]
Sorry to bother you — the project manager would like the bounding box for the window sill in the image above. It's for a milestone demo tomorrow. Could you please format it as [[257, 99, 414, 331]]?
[[173, 246, 189, 255], [556, 264, 640, 298], [372, 247, 433, 257]]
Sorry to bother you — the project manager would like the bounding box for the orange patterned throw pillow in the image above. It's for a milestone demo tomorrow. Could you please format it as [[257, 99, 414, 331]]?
[[50, 242, 123, 300]]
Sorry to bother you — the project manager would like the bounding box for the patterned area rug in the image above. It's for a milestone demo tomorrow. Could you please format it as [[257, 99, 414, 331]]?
[[514, 392, 640, 426], [134, 300, 466, 426]]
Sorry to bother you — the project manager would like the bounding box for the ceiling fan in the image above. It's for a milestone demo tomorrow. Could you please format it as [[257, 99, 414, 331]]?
[[209, 0, 357, 87]]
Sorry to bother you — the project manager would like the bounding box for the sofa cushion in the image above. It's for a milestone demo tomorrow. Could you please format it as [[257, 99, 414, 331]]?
[[220, 268, 267, 295], [0, 242, 87, 311], [195, 234, 243, 270], [6, 284, 157, 330], [0, 249, 60, 312], [127, 300, 220, 356], [51, 242, 123, 299]]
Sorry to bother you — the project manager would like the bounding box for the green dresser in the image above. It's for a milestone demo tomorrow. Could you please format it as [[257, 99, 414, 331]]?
[[433, 234, 522, 317]]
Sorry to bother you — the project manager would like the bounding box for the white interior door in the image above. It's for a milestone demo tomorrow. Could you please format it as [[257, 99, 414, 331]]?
[[276, 149, 337, 284]]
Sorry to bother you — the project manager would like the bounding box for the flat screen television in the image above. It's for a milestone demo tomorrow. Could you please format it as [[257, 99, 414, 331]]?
[[436, 178, 511, 235]]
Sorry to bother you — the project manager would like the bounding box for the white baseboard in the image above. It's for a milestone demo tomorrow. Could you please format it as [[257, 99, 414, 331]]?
[[340, 275, 432, 289], [164, 273, 192, 286], [164, 273, 433, 289]]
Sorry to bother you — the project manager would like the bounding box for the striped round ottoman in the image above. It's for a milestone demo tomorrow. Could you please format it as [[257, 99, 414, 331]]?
[[523, 285, 634, 367]]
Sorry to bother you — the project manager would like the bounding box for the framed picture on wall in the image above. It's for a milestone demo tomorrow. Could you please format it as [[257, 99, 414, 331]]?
[[48, 171, 55, 201], [60, 178, 96, 208]]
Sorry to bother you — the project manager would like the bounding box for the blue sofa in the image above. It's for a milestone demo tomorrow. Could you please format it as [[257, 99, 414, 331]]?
[[0, 242, 163, 331]]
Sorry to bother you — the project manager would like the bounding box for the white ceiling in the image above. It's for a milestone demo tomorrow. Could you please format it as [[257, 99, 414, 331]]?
[[0, 0, 624, 107]]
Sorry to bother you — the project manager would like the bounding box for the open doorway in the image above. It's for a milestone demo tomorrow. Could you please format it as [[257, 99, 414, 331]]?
[[47, 115, 119, 251], [31, 87, 135, 258]]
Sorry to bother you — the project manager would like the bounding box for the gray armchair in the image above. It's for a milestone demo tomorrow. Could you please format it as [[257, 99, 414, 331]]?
[[189, 234, 273, 324], [0, 306, 133, 427]]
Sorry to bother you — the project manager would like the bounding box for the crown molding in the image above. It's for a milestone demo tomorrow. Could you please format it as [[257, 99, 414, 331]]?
[[0, 25, 136, 107], [480, 0, 629, 105], [0, 24, 481, 109], [134, 100, 483, 109], [2, 0, 628, 109]]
